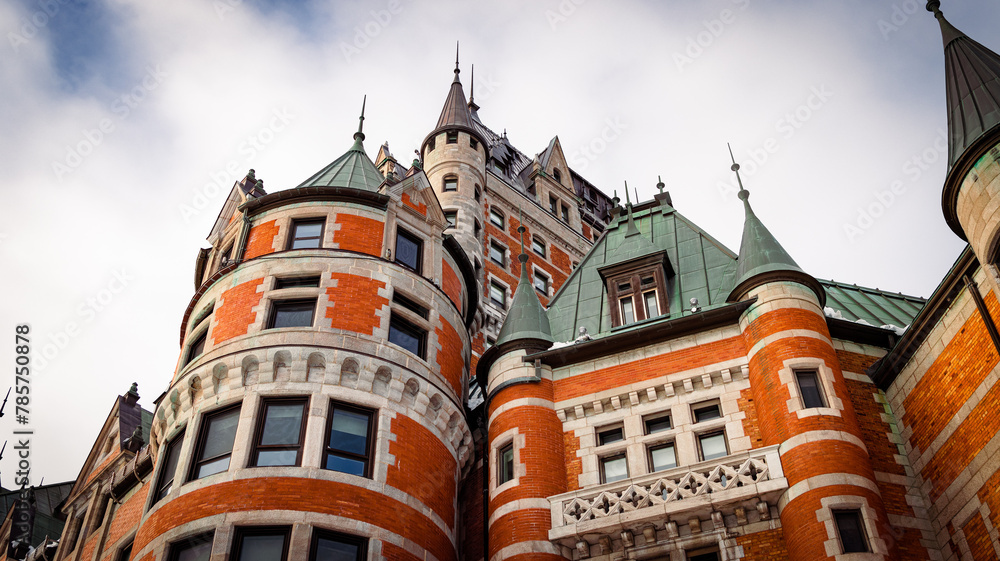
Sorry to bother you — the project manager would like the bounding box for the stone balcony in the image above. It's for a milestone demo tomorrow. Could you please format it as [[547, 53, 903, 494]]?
[[548, 446, 787, 547]]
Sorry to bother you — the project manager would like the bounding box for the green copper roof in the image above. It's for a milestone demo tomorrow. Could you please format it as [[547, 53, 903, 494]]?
[[820, 280, 925, 328], [602, 203, 662, 268], [731, 190, 806, 289], [545, 199, 739, 342], [496, 253, 553, 346], [296, 100, 384, 192]]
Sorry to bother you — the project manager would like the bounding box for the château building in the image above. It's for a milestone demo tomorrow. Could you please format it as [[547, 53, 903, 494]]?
[[5, 3, 1000, 561]]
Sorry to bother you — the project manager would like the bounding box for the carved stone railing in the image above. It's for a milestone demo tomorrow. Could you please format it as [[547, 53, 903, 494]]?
[[548, 446, 786, 539]]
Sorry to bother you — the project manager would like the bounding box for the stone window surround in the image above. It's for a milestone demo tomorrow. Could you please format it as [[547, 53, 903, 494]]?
[[488, 206, 505, 228], [778, 358, 843, 419], [488, 237, 508, 267], [487, 275, 510, 309], [531, 264, 551, 297], [817, 495, 888, 559], [490, 427, 524, 498], [443, 208, 458, 229]]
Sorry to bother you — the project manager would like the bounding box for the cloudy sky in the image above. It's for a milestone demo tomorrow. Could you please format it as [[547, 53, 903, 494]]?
[[1, 0, 996, 485]]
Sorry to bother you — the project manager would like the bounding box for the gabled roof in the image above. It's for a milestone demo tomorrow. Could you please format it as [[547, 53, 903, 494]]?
[[545, 198, 739, 342], [296, 100, 384, 192]]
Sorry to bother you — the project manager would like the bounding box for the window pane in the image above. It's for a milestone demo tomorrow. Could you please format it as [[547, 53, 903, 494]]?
[[534, 273, 547, 293], [260, 404, 304, 445], [694, 404, 721, 422], [532, 238, 545, 256], [598, 427, 624, 445], [650, 444, 676, 472], [197, 456, 231, 478], [699, 433, 728, 460], [272, 302, 314, 328], [291, 222, 322, 249], [490, 283, 506, 307], [490, 243, 504, 264], [173, 536, 213, 561], [202, 409, 240, 460], [329, 409, 369, 455], [187, 333, 206, 364], [602, 456, 628, 483], [620, 297, 635, 324], [325, 454, 366, 476], [395, 231, 421, 272], [444, 177, 457, 189], [490, 210, 503, 227], [445, 212, 457, 227], [645, 417, 671, 434], [314, 537, 360, 561], [644, 291, 659, 318], [499, 445, 514, 484], [835, 510, 869, 553], [238, 534, 285, 561], [256, 450, 299, 467], [388, 320, 423, 357], [797, 371, 825, 408], [157, 433, 184, 500]]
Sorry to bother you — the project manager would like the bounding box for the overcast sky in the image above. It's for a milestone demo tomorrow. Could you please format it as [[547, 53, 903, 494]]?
[[1, 0, 996, 485]]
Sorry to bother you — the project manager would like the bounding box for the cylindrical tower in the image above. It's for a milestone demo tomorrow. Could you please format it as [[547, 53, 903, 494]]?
[[421, 57, 489, 283], [131, 113, 476, 561], [728, 179, 895, 560], [478, 244, 565, 561]]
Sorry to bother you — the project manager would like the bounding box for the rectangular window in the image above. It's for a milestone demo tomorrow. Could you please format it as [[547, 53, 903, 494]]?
[[394, 228, 422, 273], [274, 275, 321, 289], [444, 211, 457, 228], [392, 292, 429, 319], [190, 405, 241, 480], [324, 402, 374, 477], [268, 299, 316, 329], [600, 454, 628, 483], [232, 527, 289, 561], [561, 204, 569, 223], [620, 297, 635, 325], [443, 177, 458, 191], [154, 430, 185, 501], [310, 530, 367, 561], [498, 443, 514, 485], [649, 443, 676, 472], [531, 236, 545, 258], [693, 403, 722, 423], [184, 331, 207, 367], [834, 510, 869, 553], [490, 281, 507, 309], [644, 415, 671, 434], [166, 532, 214, 561], [643, 290, 659, 318], [489, 241, 506, 266], [470, 138, 478, 150], [598, 426, 624, 446], [427, 136, 435, 151], [446, 131, 458, 144], [289, 219, 324, 250], [687, 549, 720, 561], [796, 370, 826, 408], [549, 196, 558, 214], [489, 208, 504, 228], [251, 398, 307, 467], [698, 431, 728, 461], [533, 270, 549, 295], [388, 315, 426, 359]]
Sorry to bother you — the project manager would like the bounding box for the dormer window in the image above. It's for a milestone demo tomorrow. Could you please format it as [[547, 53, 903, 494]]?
[[598, 252, 672, 328]]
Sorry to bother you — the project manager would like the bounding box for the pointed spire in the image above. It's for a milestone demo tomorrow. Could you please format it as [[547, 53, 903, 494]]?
[[726, 146, 823, 303], [623, 181, 641, 237], [496, 209, 553, 346], [351, 95, 367, 151], [468, 64, 481, 115], [432, 44, 474, 131], [657, 176, 665, 194], [296, 98, 383, 192]]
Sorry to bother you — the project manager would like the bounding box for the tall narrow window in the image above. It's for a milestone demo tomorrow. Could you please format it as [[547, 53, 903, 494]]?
[[251, 398, 307, 467], [155, 430, 185, 501], [796, 370, 826, 408], [534, 270, 549, 295], [116, 541, 133, 561], [489, 241, 506, 266], [549, 196, 558, 214], [619, 297, 635, 325], [553, 169, 562, 184], [166, 532, 214, 561], [427, 136, 435, 151], [600, 454, 628, 483], [324, 402, 374, 477], [561, 204, 570, 223], [643, 290, 659, 318], [394, 228, 422, 273], [184, 331, 207, 367], [489, 208, 504, 228], [649, 443, 676, 472], [474, 185, 481, 201], [267, 299, 316, 329], [531, 236, 546, 258], [288, 219, 324, 249], [490, 281, 507, 309], [834, 510, 869, 553], [388, 315, 426, 359], [232, 527, 289, 561], [310, 530, 367, 561], [190, 405, 241, 480], [498, 443, 514, 485], [443, 176, 458, 191], [470, 137, 479, 150], [218, 244, 233, 271]]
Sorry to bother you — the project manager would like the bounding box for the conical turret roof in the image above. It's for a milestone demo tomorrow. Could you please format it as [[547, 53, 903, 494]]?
[[297, 98, 384, 192], [496, 226, 553, 346]]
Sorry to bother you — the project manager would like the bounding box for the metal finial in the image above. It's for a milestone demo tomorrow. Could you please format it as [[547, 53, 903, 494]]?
[[354, 95, 367, 142], [657, 175, 665, 194], [517, 206, 528, 264], [455, 41, 460, 74], [727, 143, 749, 200], [634, 187, 639, 204], [624, 181, 631, 205], [926, 0, 941, 15], [470, 64, 475, 103]]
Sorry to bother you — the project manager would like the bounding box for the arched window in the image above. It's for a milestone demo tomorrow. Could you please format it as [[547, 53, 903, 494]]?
[[474, 184, 482, 202], [531, 235, 546, 258], [553, 168, 562, 184]]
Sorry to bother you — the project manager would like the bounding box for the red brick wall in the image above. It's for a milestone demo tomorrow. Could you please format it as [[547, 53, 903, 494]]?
[[382, 541, 423, 561], [738, 388, 765, 449], [582, 223, 592, 242], [133, 478, 455, 561], [962, 515, 999, 561], [79, 531, 100, 561], [458, 457, 486, 561], [564, 430, 582, 491], [442, 260, 463, 312], [244, 219, 279, 259], [978, 468, 1000, 531], [325, 273, 387, 336], [552, 336, 746, 402], [386, 415, 457, 529], [483, 210, 570, 309], [489, 405, 567, 510], [334, 214, 384, 257], [736, 527, 788, 559], [435, 316, 465, 397], [103, 484, 150, 554], [780, 485, 896, 560], [836, 349, 880, 374], [212, 278, 265, 344], [402, 192, 427, 216]]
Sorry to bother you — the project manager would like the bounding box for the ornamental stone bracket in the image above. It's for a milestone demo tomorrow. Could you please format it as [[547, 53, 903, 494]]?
[[548, 446, 786, 558]]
